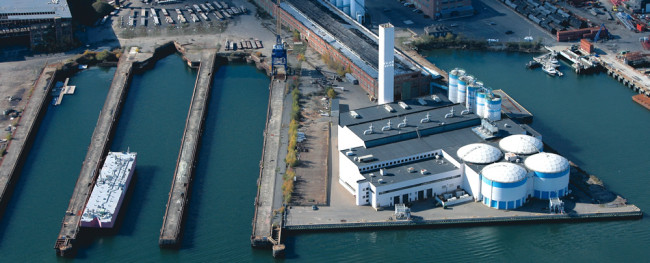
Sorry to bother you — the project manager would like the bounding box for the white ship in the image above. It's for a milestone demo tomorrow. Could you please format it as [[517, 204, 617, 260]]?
[[80, 151, 137, 228]]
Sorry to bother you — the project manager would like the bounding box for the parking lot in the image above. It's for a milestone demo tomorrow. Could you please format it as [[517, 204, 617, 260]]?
[[365, 0, 555, 44]]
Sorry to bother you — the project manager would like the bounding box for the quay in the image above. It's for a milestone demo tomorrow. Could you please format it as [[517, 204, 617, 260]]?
[[159, 50, 217, 248], [53, 52, 145, 256], [0, 66, 57, 215], [598, 54, 650, 96], [250, 78, 286, 257], [492, 89, 533, 124]]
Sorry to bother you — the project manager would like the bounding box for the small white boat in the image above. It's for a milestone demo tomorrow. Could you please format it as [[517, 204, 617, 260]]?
[[79, 64, 88, 69], [542, 64, 557, 76]]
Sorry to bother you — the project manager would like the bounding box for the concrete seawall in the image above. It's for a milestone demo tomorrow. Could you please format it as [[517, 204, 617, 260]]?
[[0, 66, 57, 216], [251, 79, 285, 249], [159, 50, 217, 248], [54, 54, 136, 256]]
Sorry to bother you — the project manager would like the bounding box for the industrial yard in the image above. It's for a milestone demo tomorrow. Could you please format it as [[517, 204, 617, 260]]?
[[0, 0, 648, 260]]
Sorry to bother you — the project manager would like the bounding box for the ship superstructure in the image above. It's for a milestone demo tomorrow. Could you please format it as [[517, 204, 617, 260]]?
[[80, 151, 137, 228]]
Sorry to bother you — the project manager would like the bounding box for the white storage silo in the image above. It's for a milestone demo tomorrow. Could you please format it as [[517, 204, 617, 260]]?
[[466, 84, 479, 112], [487, 94, 502, 121], [448, 68, 463, 103], [499, 134, 543, 155], [457, 143, 503, 164], [476, 91, 487, 118], [481, 162, 528, 209], [457, 75, 472, 104], [524, 153, 570, 199]]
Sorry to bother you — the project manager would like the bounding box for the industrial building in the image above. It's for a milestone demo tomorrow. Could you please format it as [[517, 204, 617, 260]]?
[[0, 0, 73, 50], [411, 0, 474, 20], [327, 0, 365, 23], [253, 0, 442, 101], [337, 71, 570, 210]]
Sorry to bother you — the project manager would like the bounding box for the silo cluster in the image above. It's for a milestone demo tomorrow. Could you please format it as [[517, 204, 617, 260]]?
[[447, 68, 501, 121]]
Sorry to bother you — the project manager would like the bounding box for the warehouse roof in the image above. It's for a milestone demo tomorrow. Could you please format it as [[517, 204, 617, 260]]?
[[0, 0, 71, 20]]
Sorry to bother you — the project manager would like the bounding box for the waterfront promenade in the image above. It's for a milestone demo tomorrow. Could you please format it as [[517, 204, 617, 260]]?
[[159, 49, 217, 247], [54, 53, 141, 256], [0, 66, 57, 213]]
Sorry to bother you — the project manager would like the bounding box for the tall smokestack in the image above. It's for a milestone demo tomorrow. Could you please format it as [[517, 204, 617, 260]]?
[[378, 23, 394, 105]]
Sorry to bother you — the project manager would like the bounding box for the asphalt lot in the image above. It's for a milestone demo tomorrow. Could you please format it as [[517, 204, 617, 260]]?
[[365, 0, 555, 44]]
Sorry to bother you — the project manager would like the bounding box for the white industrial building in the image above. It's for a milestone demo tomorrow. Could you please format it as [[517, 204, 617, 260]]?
[[337, 74, 570, 210], [328, 0, 365, 23]]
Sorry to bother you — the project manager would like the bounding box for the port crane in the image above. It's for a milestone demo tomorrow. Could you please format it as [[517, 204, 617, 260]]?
[[271, 0, 287, 76], [594, 23, 608, 42]]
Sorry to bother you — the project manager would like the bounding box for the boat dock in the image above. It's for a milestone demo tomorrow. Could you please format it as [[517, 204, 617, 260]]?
[[159, 50, 217, 248], [492, 89, 533, 124], [545, 46, 599, 74], [53, 78, 76, 106], [54, 54, 138, 256], [251, 78, 286, 257], [0, 66, 57, 214]]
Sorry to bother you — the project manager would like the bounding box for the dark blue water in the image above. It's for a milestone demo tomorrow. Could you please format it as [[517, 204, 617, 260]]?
[[2, 50, 648, 261]]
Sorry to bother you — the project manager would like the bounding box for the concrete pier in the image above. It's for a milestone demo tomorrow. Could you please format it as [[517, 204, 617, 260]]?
[[54, 55, 136, 256], [0, 66, 57, 215], [251, 79, 285, 249], [159, 50, 217, 248]]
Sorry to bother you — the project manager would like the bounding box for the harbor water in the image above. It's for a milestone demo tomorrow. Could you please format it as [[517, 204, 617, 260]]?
[[0, 50, 648, 261]]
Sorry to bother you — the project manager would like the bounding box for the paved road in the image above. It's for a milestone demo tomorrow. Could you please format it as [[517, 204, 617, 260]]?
[[159, 50, 216, 246]]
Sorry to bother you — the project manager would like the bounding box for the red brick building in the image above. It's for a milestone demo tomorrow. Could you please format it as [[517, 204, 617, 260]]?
[[252, 0, 435, 101]]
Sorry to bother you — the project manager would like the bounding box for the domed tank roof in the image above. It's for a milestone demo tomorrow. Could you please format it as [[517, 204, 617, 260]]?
[[524, 153, 569, 173], [499, 135, 543, 155], [481, 162, 527, 183], [457, 143, 502, 164]]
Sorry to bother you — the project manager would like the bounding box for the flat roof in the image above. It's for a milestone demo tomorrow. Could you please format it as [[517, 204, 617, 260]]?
[[363, 157, 458, 186], [0, 0, 71, 20]]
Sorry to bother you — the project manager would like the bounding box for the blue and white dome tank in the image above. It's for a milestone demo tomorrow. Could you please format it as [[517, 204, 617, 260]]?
[[524, 152, 570, 199], [481, 162, 528, 210]]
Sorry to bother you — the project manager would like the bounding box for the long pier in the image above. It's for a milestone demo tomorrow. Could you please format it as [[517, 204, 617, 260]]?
[[0, 66, 57, 214], [250, 77, 286, 257], [54, 55, 136, 256], [159, 50, 217, 247]]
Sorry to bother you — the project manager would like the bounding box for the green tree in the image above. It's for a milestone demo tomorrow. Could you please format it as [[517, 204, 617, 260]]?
[[327, 87, 336, 99], [95, 50, 111, 61], [92, 0, 115, 17]]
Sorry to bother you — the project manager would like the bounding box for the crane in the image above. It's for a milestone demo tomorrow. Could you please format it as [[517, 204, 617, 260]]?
[[271, 0, 287, 76], [594, 23, 607, 42]]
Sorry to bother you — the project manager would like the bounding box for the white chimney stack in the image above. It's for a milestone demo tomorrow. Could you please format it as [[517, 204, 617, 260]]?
[[378, 23, 394, 105]]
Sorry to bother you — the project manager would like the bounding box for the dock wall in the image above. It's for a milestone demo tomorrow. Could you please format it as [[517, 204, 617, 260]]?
[[159, 50, 217, 248], [54, 55, 135, 256], [0, 66, 57, 216], [53, 42, 213, 256], [284, 210, 643, 232]]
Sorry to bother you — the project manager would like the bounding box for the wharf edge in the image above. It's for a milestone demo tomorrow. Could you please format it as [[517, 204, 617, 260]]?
[[159, 50, 217, 248], [0, 66, 57, 217]]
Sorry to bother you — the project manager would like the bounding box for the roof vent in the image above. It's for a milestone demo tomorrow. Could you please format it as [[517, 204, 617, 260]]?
[[431, 95, 441, 102], [444, 108, 455, 118], [363, 124, 374, 135], [384, 104, 395, 113], [417, 98, 427, 105], [381, 120, 392, 131], [397, 117, 408, 128], [398, 101, 410, 109], [420, 112, 431, 123], [350, 110, 361, 119]]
